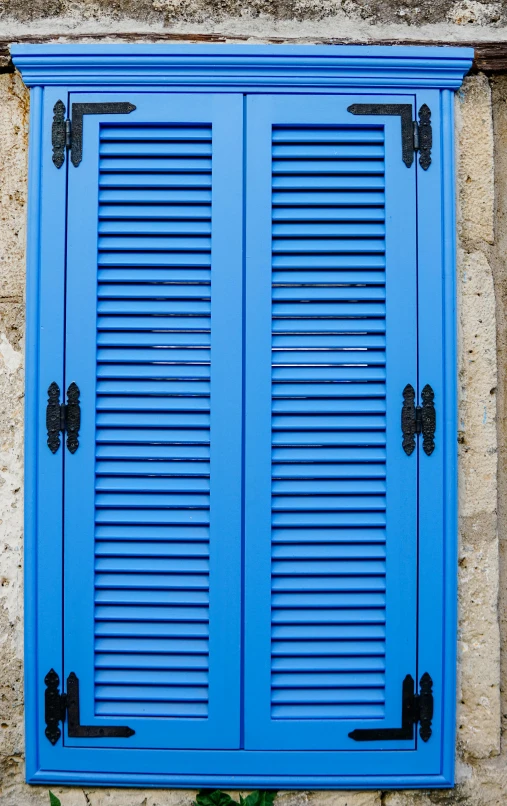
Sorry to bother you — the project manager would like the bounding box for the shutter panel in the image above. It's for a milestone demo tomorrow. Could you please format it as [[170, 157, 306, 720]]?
[[63, 94, 243, 749], [244, 95, 418, 750]]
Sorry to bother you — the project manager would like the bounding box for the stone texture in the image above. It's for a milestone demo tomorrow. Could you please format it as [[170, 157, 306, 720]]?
[[455, 73, 500, 761], [0, 1, 507, 43], [447, 1, 503, 26], [457, 510, 500, 758], [0, 73, 29, 303], [456, 74, 495, 250], [457, 247, 497, 517], [0, 71, 28, 806], [0, 0, 504, 27], [490, 73, 507, 745], [1, 34, 507, 806]]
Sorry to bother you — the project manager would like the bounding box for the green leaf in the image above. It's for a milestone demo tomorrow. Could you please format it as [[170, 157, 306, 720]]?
[[193, 790, 238, 806], [193, 788, 276, 806], [242, 791, 277, 806], [49, 792, 62, 806], [246, 793, 260, 806]]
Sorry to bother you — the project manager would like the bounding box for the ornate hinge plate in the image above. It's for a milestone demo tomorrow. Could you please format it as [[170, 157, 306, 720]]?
[[46, 382, 63, 454], [66, 672, 135, 739], [420, 383, 436, 456], [44, 669, 135, 743], [349, 673, 433, 742], [347, 102, 432, 170], [401, 383, 436, 456], [65, 382, 81, 454], [401, 383, 417, 456], [52, 100, 136, 168], [44, 668, 67, 744], [45, 382, 81, 453], [347, 103, 414, 167], [70, 102, 136, 166], [51, 100, 66, 169], [418, 104, 432, 170]]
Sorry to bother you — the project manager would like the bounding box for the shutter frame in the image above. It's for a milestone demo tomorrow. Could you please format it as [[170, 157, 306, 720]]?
[[19, 45, 470, 789]]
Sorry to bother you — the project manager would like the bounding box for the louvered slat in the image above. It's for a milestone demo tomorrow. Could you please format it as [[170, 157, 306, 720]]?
[[270, 124, 387, 720], [94, 123, 212, 719]]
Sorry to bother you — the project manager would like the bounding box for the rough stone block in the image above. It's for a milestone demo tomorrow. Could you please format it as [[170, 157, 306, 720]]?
[[456, 74, 495, 250], [0, 72, 28, 302]]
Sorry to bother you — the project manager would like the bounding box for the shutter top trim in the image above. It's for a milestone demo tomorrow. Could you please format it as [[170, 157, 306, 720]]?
[[11, 44, 473, 89]]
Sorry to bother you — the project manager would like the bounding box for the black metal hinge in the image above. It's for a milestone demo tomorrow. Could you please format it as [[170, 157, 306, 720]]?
[[46, 382, 81, 454], [347, 103, 432, 169], [349, 673, 434, 743], [401, 383, 436, 456], [44, 669, 135, 745], [52, 100, 136, 168]]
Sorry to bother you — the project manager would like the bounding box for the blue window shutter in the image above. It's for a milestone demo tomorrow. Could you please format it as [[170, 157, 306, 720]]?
[[63, 94, 244, 749], [244, 95, 419, 751], [20, 45, 473, 785]]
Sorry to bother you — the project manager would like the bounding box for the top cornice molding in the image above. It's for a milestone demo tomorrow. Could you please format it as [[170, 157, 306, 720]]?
[[11, 44, 473, 89]]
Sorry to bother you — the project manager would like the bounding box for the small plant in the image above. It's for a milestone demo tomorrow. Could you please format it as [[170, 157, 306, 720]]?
[[49, 786, 276, 806], [193, 790, 277, 806]]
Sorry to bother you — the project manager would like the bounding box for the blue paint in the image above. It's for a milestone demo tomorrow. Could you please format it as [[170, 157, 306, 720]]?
[[16, 44, 472, 790], [441, 88, 460, 788], [23, 84, 43, 784], [11, 44, 474, 90], [244, 93, 417, 751], [63, 93, 243, 749]]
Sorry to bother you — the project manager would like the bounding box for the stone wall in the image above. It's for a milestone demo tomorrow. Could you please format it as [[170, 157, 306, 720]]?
[[1, 0, 507, 43], [1, 18, 507, 806]]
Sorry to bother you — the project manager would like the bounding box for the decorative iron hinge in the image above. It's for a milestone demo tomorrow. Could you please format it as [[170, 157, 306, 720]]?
[[52, 100, 136, 168], [44, 669, 67, 745], [349, 672, 434, 743], [46, 382, 81, 454], [401, 383, 436, 456], [51, 100, 67, 169], [44, 669, 135, 745], [347, 103, 432, 169], [417, 104, 432, 170]]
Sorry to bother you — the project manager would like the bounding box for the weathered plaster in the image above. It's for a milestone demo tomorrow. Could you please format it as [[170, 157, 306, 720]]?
[[0, 42, 506, 806], [0, 1, 507, 45]]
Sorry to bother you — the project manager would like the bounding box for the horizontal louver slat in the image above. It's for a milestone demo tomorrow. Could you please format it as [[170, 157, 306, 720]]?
[[270, 125, 387, 720], [94, 123, 213, 719]]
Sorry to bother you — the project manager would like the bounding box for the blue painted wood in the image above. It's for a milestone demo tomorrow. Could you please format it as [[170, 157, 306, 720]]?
[[11, 45, 474, 90], [414, 88, 458, 783], [244, 93, 418, 751], [26, 767, 457, 791], [22, 44, 469, 788], [31, 86, 69, 778], [63, 93, 243, 749], [441, 88, 459, 789], [24, 83, 44, 784]]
